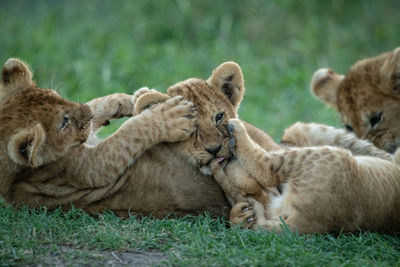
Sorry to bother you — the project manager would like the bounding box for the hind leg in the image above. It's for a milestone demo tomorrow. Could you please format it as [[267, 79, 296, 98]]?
[[230, 201, 296, 233], [230, 200, 329, 234]]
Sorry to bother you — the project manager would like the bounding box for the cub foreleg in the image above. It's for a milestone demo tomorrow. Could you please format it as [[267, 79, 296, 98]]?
[[68, 95, 198, 188], [282, 122, 393, 161], [86, 93, 135, 133]]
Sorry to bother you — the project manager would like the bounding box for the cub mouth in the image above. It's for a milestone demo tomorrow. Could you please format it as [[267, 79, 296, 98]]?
[[196, 141, 232, 174], [214, 157, 229, 169], [199, 156, 230, 175]]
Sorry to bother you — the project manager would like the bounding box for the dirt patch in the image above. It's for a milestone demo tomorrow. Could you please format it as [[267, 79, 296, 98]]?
[[34, 246, 167, 266]]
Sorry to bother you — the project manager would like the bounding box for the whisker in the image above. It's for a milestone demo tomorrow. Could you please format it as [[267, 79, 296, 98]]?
[[77, 79, 84, 103], [50, 74, 56, 90]]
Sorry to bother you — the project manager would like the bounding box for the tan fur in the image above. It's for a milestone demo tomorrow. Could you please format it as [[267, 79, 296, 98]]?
[[212, 119, 400, 234], [134, 88, 171, 115], [311, 47, 400, 153], [2, 60, 275, 218], [282, 122, 393, 161], [0, 58, 34, 97], [0, 58, 200, 217], [86, 93, 134, 132]]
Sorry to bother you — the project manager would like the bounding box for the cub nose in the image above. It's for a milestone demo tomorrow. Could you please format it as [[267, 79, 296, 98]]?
[[205, 144, 222, 156]]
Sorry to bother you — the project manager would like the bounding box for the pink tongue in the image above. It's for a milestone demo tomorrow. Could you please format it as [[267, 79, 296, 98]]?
[[216, 157, 225, 163]]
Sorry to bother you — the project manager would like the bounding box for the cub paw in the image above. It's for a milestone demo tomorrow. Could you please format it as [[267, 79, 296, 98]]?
[[132, 87, 155, 105], [134, 90, 170, 115], [88, 93, 135, 132], [227, 119, 246, 137], [108, 93, 135, 119], [152, 96, 198, 142], [230, 202, 256, 229], [227, 119, 248, 155]]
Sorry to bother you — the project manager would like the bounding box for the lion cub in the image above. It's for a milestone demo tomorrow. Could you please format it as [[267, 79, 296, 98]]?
[[311, 46, 400, 153], [211, 119, 400, 234], [0, 58, 197, 212]]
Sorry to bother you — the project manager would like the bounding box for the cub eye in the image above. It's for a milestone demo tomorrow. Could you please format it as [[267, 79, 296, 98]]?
[[370, 112, 382, 128], [345, 124, 353, 132], [215, 112, 224, 123], [61, 116, 70, 129]]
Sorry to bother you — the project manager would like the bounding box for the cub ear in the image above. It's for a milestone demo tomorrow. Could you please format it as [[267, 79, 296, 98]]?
[[0, 58, 34, 96], [380, 47, 400, 93], [310, 68, 344, 110], [134, 91, 170, 114], [8, 124, 46, 168], [207, 61, 245, 109]]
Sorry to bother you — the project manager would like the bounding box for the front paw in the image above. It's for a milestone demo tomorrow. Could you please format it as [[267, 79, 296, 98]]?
[[227, 119, 247, 155], [134, 90, 170, 115], [230, 202, 256, 229], [132, 87, 155, 105], [153, 96, 198, 142], [108, 93, 135, 119], [227, 119, 247, 137], [88, 93, 135, 130]]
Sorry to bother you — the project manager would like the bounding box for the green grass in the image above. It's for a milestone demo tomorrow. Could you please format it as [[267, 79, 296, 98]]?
[[1, 0, 400, 265], [1, 203, 399, 266]]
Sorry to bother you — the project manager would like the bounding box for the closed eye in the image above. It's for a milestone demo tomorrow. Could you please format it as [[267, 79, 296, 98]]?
[[370, 112, 382, 128]]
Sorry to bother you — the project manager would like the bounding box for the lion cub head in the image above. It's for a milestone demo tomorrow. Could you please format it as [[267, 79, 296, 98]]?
[[0, 58, 93, 168], [168, 62, 244, 175], [135, 62, 244, 175], [311, 47, 400, 153]]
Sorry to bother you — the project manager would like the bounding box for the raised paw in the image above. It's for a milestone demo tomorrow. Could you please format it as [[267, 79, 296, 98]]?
[[229, 136, 236, 153], [227, 119, 247, 137], [227, 119, 249, 156], [132, 87, 156, 104], [153, 96, 198, 143], [87, 93, 135, 132], [230, 202, 256, 229], [134, 90, 170, 115], [108, 93, 135, 119]]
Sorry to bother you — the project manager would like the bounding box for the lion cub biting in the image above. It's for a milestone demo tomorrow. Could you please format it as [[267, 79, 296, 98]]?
[[212, 119, 400, 234]]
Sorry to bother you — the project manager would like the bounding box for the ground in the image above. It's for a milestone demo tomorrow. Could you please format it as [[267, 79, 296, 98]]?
[[1, 204, 399, 266], [0, 0, 399, 266]]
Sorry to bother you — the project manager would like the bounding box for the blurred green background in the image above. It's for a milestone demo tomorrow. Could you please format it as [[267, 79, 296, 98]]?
[[1, 0, 399, 139], [1, 2, 400, 265]]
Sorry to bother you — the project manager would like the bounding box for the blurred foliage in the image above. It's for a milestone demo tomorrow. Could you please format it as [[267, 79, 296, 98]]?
[[0, 0, 399, 138]]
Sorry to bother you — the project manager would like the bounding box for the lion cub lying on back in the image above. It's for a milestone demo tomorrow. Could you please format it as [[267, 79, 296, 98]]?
[[211, 119, 400, 234]]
